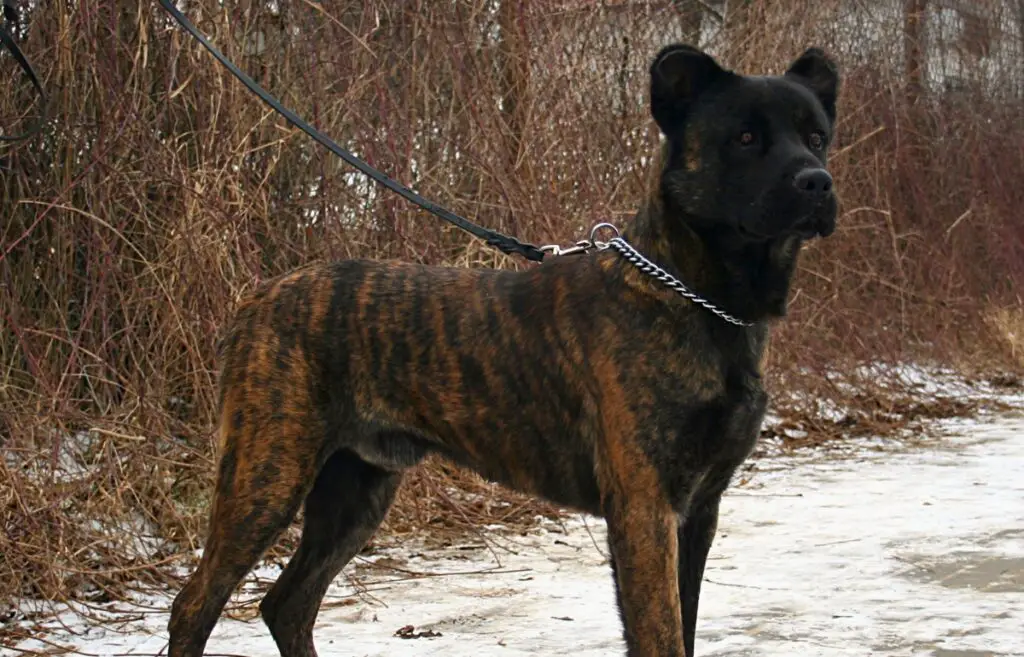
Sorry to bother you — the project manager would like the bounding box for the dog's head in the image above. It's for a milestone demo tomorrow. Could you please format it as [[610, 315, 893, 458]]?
[[649, 44, 840, 245]]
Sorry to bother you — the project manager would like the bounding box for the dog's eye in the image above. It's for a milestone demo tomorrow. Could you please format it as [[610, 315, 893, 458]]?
[[809, 132, 826, 150], [738, 131, 755, 146]]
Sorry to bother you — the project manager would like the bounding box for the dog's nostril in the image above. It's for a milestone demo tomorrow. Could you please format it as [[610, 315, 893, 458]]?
[[793, 168, 833, 195]]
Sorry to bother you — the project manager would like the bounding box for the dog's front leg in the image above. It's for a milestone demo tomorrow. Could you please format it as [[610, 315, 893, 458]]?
[[677, 491, 723, 657], [603, 486, 686, 657]]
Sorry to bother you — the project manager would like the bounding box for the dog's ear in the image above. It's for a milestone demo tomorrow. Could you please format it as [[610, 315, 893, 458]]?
[[650, 44, 731, 135], [785, 47, 840, 122]]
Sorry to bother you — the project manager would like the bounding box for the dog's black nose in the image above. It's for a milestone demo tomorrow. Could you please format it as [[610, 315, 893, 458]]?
[[793, 168, 833, 197]]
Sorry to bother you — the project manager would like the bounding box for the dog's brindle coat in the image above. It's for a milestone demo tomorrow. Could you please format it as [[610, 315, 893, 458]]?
[[168, 44, 839, 657]]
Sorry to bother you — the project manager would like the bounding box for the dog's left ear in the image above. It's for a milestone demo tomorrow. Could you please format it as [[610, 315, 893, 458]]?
[[785, 47, 840, 122]]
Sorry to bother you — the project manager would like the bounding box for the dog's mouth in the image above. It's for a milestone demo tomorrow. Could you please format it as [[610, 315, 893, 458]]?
[[793, 219, 825, 239], [737, 222, 812, 241], [802, 210, 838, 239], [737, 224, 772, 241], [739, 213, 833, 241]]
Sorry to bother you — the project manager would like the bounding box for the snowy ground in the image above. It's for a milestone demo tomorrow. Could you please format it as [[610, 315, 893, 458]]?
[[4, 411, 1023, 657]]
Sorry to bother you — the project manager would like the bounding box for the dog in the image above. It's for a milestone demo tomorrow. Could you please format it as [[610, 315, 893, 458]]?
[[167, 43, 840, 657]]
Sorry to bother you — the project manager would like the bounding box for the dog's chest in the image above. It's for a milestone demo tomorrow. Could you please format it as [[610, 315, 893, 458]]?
[[680, 365, 765, 449], [635, 320, 768, 498], [717, 369, 767, 458], [648, 368, 767, 511]]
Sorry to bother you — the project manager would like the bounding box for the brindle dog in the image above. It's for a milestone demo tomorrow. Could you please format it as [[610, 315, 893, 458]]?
[[168, 44, 840, 657]]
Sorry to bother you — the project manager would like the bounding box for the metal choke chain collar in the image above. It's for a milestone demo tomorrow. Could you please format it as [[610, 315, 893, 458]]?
[[541, 223, 753, 327]]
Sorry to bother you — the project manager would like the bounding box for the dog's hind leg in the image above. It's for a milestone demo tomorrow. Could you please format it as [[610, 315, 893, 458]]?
[[260, 448, 402, 657], [167, 381, 320, 656]]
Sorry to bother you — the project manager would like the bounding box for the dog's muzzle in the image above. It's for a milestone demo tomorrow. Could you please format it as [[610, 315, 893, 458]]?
[[791, 167, 836, 238]]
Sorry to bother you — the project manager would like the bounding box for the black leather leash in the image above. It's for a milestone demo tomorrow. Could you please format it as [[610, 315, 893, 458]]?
[[156, 0, 547, 263], [0, 0, 47, 143]]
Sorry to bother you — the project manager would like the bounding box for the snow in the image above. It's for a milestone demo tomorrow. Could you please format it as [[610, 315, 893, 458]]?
[[4, 411, 1023, 657]]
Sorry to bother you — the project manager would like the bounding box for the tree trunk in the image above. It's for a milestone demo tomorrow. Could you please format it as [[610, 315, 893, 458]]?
[[673, 0, 704, 46], [904, 0, 928, 103], [1017, 0, 1024, 98], [722, 0, 755, 66], [498, 0, 529, 175]]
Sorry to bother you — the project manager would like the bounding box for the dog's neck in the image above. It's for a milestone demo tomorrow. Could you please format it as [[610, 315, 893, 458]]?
[[618, 198, 803, 325]]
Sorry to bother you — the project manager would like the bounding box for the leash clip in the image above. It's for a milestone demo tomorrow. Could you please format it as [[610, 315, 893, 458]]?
[[540, 222, 621, 258], [540, 239, 592, 257]]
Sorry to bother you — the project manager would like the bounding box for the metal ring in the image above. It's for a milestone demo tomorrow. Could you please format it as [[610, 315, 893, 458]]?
[[589, 222, 621, 248]]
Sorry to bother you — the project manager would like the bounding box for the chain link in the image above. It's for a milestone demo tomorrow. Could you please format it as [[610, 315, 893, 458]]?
[[604, 236, 752, 326]]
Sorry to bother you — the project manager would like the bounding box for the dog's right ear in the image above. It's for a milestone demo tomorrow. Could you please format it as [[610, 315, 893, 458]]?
[[650, 44, 731, 135]]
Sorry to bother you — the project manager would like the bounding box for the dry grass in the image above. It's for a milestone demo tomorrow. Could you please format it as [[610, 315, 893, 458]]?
[[1, 0, 1023, 616], [985, 306, 1024, 368]]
